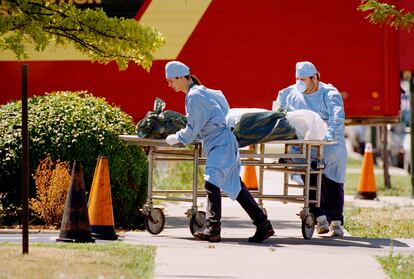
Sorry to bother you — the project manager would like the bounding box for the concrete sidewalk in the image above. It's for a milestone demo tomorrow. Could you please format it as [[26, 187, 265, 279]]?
[[123, 171, 414, 279], [124, 198, 414, 279]]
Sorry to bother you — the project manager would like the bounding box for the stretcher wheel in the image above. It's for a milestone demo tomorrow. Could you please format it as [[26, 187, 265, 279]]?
[[144, 208, 165, 235], [301, 214, 315, 240], [189, 211, 206, 235]]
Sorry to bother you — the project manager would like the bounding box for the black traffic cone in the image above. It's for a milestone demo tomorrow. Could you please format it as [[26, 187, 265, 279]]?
[[56, 161, 95, 243]]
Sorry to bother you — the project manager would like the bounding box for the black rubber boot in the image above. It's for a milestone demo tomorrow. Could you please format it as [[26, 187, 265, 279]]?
[[248, 220, 274, 243], [196, 181, 222, 242]]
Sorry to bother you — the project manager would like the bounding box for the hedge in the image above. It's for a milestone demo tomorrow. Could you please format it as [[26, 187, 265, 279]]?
[[0, 91, 147, 228]]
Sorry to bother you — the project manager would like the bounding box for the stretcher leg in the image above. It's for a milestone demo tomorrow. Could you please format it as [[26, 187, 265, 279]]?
[[187, 145, 207, 236]]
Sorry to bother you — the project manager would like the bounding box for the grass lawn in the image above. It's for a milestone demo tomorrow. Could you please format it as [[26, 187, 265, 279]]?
[[344, 205, 414, 238], [344, 204, 414, 278], [0, 242, 155, 279], [347, 156, 368, 169], [377, 253, 414, 279]]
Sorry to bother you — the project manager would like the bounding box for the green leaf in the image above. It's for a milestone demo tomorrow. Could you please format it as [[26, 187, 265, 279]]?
[[0, 0, 165, 70]]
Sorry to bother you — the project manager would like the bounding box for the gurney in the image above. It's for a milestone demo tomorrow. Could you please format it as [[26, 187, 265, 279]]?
[[119, 135, 335, 239]]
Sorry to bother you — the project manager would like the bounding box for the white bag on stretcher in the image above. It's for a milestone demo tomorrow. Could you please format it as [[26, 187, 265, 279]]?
[[285, 110, 328, 140]]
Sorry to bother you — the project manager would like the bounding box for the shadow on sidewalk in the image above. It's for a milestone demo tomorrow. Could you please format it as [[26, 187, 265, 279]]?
[[163, 215, 409, 249], [164, 216, 301, 230], [164, 235, 409, 249], [221, 236, 408, 249]]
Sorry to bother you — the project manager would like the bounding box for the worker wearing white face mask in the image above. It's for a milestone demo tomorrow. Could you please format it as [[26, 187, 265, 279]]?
[[274, 61, 347, 237]]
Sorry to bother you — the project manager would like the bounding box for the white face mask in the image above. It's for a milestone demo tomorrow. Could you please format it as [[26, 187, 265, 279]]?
[[296, 80, 307, 93]]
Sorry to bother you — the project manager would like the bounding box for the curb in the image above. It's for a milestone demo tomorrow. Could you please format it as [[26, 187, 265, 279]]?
[[0, 229, 60, 234]]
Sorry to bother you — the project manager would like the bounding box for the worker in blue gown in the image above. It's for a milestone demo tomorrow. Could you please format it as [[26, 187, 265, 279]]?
[[275, 61, 347, 237], [165, 61, 274, 243]]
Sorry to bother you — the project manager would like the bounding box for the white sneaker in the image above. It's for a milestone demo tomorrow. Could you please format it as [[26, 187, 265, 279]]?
[[329, 220, 344, 237], [316, 215, 329, 234]]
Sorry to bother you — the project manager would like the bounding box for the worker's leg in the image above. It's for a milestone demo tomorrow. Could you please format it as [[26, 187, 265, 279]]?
[[204, 181, 222, 230], [322, 176, 344, 236], [308, 174, 326, 218], [236, 180, 266, 225], [236, 179, 274, 243], [308, 174, 329, 234], [322, 176, 344, 224], [194, 181, 221, 242]]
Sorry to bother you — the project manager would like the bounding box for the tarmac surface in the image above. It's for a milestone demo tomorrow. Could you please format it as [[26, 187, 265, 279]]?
[[1, 170, 414, 279]]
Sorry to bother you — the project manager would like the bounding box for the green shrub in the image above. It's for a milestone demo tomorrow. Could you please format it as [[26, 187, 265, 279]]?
[[0, 91, 147, 228]]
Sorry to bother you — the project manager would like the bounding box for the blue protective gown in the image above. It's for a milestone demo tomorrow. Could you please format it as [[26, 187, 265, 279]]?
[[176, 84, 242, 200], [276, 82, 347, 183]]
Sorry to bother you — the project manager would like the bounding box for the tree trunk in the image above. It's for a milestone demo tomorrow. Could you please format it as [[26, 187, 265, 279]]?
[[381, 125, 391, 189]]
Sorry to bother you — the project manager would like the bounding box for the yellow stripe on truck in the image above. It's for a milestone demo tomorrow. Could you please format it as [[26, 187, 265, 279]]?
[[0, 0, 211, 61], [139, 0, 211, 60]]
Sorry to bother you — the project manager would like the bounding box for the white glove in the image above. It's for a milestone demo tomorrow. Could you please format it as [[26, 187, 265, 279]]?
[[166, 134, 179, 145]]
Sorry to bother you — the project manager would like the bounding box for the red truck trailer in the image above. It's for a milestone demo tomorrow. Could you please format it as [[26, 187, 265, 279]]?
[[0, 0, 409, 124]]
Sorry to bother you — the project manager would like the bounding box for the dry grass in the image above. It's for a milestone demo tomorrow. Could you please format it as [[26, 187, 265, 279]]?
[[0, 243, 155, 279], [344, 205, 414, 238]]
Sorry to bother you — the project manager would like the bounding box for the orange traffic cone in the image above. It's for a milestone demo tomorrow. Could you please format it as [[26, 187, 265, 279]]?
[[356, 143, 377, 200], [56, 161, 94, 243], [88, 156, 118, 240], [242, 145, 258, 190]]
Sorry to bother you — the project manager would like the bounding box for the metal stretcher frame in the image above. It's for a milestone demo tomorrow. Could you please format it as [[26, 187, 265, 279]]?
[[119, 135, 335, 239]]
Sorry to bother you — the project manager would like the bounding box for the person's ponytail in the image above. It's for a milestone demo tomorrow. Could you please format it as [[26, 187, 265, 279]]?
[[189, 75, 201, 85]]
